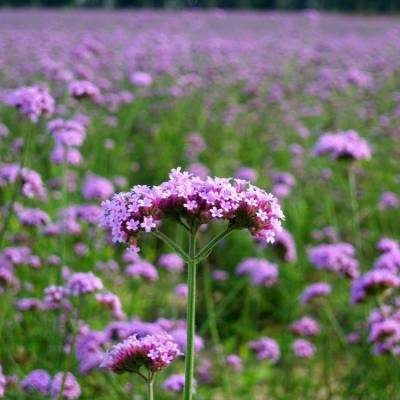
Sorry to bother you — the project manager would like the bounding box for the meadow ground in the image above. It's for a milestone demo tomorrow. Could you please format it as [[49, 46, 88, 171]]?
[[0, 9, 400, 400]]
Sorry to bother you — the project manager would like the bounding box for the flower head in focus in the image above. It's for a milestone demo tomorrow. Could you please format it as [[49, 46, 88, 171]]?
[[101, 334, 182, 374]]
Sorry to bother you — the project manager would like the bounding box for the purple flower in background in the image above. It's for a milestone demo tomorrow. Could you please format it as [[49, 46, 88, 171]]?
[[290, 316, 321, 337], [212, 269, 229, 281], [351, 270, 400, 303], [175, 283, 188, 298], [126, 260, 158, 282], [377, 238, 399, 254], [69, 80, 100, 100], [158, 253, 185, 273], [67, 272, 103, 296], [163, 373, 196, 393], [48, 118, 86, 147], [300, 282, 331, 304], [96, 292, 125, 320], [16, 298, 44, 311], [17, 207, 50, 226], [226, 354, 243, 371], [273, 228, 297, 263], [43, 285, 71, 310], [188, 163, 209, 179], [7, 85, 55, 122], [373, 249, 400, 273], [20, 369, 51, 395], [196, 359, 212, 384], [130, 71, 153, 87], [0, 123, 9, 138], [50, 372, 81, 399], [101, 334, 181, 374], [308, 242, 359, 279], [369, 319, 400, 343], [313, 130, 371, 160], [76, 330, 106, 374], [347, 332, 361, 344], [0, 164, 46, 200], [77, 205, 103, 225], [0, 365, 6, 398], [186, 133, 206, 161], [346, 67, 372, 88], [234, 167, 257, 182], [74, 242, 89, 256], [236, 258, 278, 287], [272, 172, 296, 199], [170, 328, 204, 353], [51, 146, 82, 165], [82, 175, 114, 201], [3, 246, 31, 265], [248, 337, 280, 363], [378, 192, 399, 210], [292, 339, 316, 359]]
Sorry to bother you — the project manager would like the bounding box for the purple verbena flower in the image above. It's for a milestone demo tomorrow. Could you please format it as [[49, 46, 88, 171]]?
[[236, 258, 278, 287], [290, 316, 321, 336], [20, 369, 51, 395], [226, 354, 243, 371], [67, 272, 103, 296], [308, 242, 359, 279], [292, 339, 316, 359], [158, 253, 185, 273], [313, 130, 371, 160], [7, 85, 55, 122], [50, 372, 81, 399], [248, 337, 280, 363], [300, 282, 331, 304], [163, 373, 196, 393], [101, 334, 182, 374], [101, 168, 284, 252], [126, 260, 158, 282]]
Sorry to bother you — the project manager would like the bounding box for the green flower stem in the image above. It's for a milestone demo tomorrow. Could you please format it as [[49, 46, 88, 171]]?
[[153, 230, 190, 262], [0, 122, 32, 248], [59, 154, 68, 283], [147, 373, 155, 400], [202, 260, 232, 398], [348, 166, 361, 251], [323, 299, 347, 348], [194, 227, 232, 262], [184, 231, 197, 400], [57, 299, 83, 400]]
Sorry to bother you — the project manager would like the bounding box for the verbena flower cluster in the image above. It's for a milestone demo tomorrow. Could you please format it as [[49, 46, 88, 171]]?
[[100, 334, 182, 374], [290, 316, 321, 337], [163, 373, 196, 393], [50, 372, 81, 399], [292, 339, 316, 359], [158, 253, 185, 272], [313, 130, 372, 160], [101, 168, 284, 252], [0, 164, 46, 199], [300, 282, 331, 304], [308, 242, 359, 279], [235, 258, 278, 287], [20, 370, 80, 399], [0, 366, 5, 398], [248, 337, 280, 363], [351, 270, 400, 303], [7, 85, 55, 122], [48, 118, 87, 166]]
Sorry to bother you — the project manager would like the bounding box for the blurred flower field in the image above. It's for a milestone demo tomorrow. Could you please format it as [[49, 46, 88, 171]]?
[[0, 9, 400, 400]]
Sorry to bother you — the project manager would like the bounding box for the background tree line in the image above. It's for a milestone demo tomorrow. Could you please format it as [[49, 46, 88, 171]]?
[[0, 0, 398, 12]]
